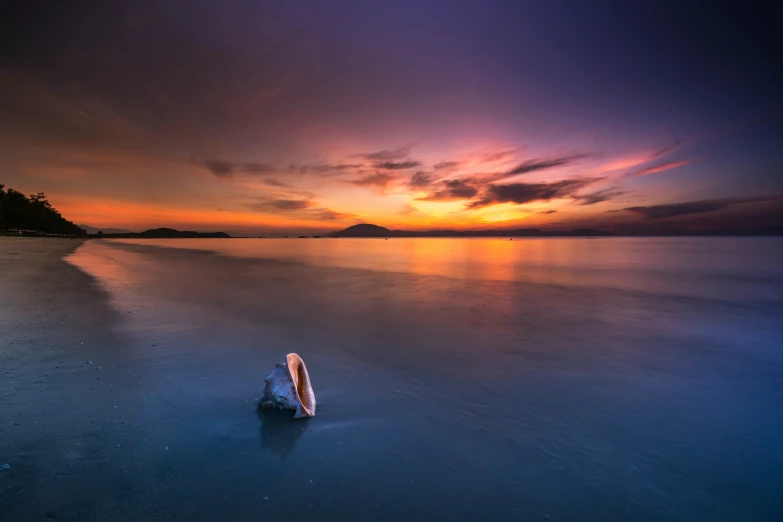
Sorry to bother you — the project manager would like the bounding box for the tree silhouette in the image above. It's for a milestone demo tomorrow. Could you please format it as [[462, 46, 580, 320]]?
[[0, 184, 86, 236]]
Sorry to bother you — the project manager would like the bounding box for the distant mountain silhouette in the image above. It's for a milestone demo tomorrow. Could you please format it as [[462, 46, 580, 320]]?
[[78, 224, 132, 235], [331, 224, 392, 237], [0, 184, 86, 236], [96, 228, 231, 238], [329, 223, 613, 238]]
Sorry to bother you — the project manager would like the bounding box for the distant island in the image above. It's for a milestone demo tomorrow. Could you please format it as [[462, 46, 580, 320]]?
[[328, 223, 613, 238], [91, 228, 231, 239], [78, 224, 132, 235]]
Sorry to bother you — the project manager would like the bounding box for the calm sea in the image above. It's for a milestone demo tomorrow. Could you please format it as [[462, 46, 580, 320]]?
[[67, 237, 783, 521]]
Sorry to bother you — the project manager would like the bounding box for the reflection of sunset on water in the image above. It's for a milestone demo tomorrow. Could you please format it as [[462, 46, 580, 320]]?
[[90, 237, 781, 302]]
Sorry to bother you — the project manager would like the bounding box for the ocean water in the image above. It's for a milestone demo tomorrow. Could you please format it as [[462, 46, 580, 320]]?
[[66, 237, 783, 521]]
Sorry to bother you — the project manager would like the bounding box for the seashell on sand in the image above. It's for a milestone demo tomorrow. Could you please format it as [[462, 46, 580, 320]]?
[[261, 353, 316, 419]]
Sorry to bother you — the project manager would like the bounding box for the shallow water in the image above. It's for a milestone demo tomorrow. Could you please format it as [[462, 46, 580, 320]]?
[[66, 237, 783, 521]]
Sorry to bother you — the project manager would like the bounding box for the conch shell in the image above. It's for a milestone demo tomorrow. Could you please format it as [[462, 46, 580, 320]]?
[[260, 353, 316, 418]]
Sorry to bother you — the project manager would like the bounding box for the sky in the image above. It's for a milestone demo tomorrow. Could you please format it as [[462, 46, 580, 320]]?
[[1, 0, 781, 235]]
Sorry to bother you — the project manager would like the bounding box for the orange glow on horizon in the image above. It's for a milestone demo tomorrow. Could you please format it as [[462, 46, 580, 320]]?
[[3, 136, 693, 234], [54, 195, 351, 232]]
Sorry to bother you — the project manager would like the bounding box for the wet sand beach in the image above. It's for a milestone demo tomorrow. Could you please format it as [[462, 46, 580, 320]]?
[[0, 238, 138, 519], [1, 237, 782, 521]]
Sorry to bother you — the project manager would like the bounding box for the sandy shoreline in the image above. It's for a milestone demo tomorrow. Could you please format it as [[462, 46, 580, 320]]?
[[0, 238, 143, 519], [0, 239, 287, 521]]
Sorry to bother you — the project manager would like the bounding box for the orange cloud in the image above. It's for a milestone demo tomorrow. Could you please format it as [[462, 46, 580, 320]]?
[[53, 194, 354, 232]]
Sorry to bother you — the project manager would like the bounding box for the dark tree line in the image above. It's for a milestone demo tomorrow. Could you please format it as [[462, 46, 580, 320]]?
[[0, 184, 86, 236]]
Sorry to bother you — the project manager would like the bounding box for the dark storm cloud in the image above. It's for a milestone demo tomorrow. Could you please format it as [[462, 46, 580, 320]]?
[[503, 155, 586, 177], [469, 178, 598, 208], [621, 197, 776, 220], [573, 188, 627, 205], [417, 179, 478, 201]]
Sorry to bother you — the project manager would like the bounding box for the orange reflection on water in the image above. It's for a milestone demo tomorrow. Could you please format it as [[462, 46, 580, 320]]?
[[78, 236, 783, 303], [66, 240, 142, 291], [107, 236, 623, 286]]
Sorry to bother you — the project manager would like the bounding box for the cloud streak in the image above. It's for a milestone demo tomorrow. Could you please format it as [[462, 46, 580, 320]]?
[[291, 163, 364, 174], [621, 196, 775, 219], [351, 171, 399, 190], [249, 196, 356, 222], [469, 178, 599, 208], [433, 161, 460, 170], [354, 146, 412, 162], [417, 179, 478, 201], [651, 138, 683, 159], [204, 159, 236, 177], [353, 146, 421, 171], [250, 198, 312, 212], [243, 162, 275, 173], [375, 160, 421, 170], [269, 199, 313, 211], [572, 188, 627, 205], [409, 171, 434, 188], [632, 159, 693, 177], [503, 154, 586, 178], [203, 157, 275, 177], [481, 148, 520, 163]]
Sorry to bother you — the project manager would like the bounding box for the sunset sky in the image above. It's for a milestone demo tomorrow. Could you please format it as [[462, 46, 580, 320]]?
[[1, 0, 781, 235]]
